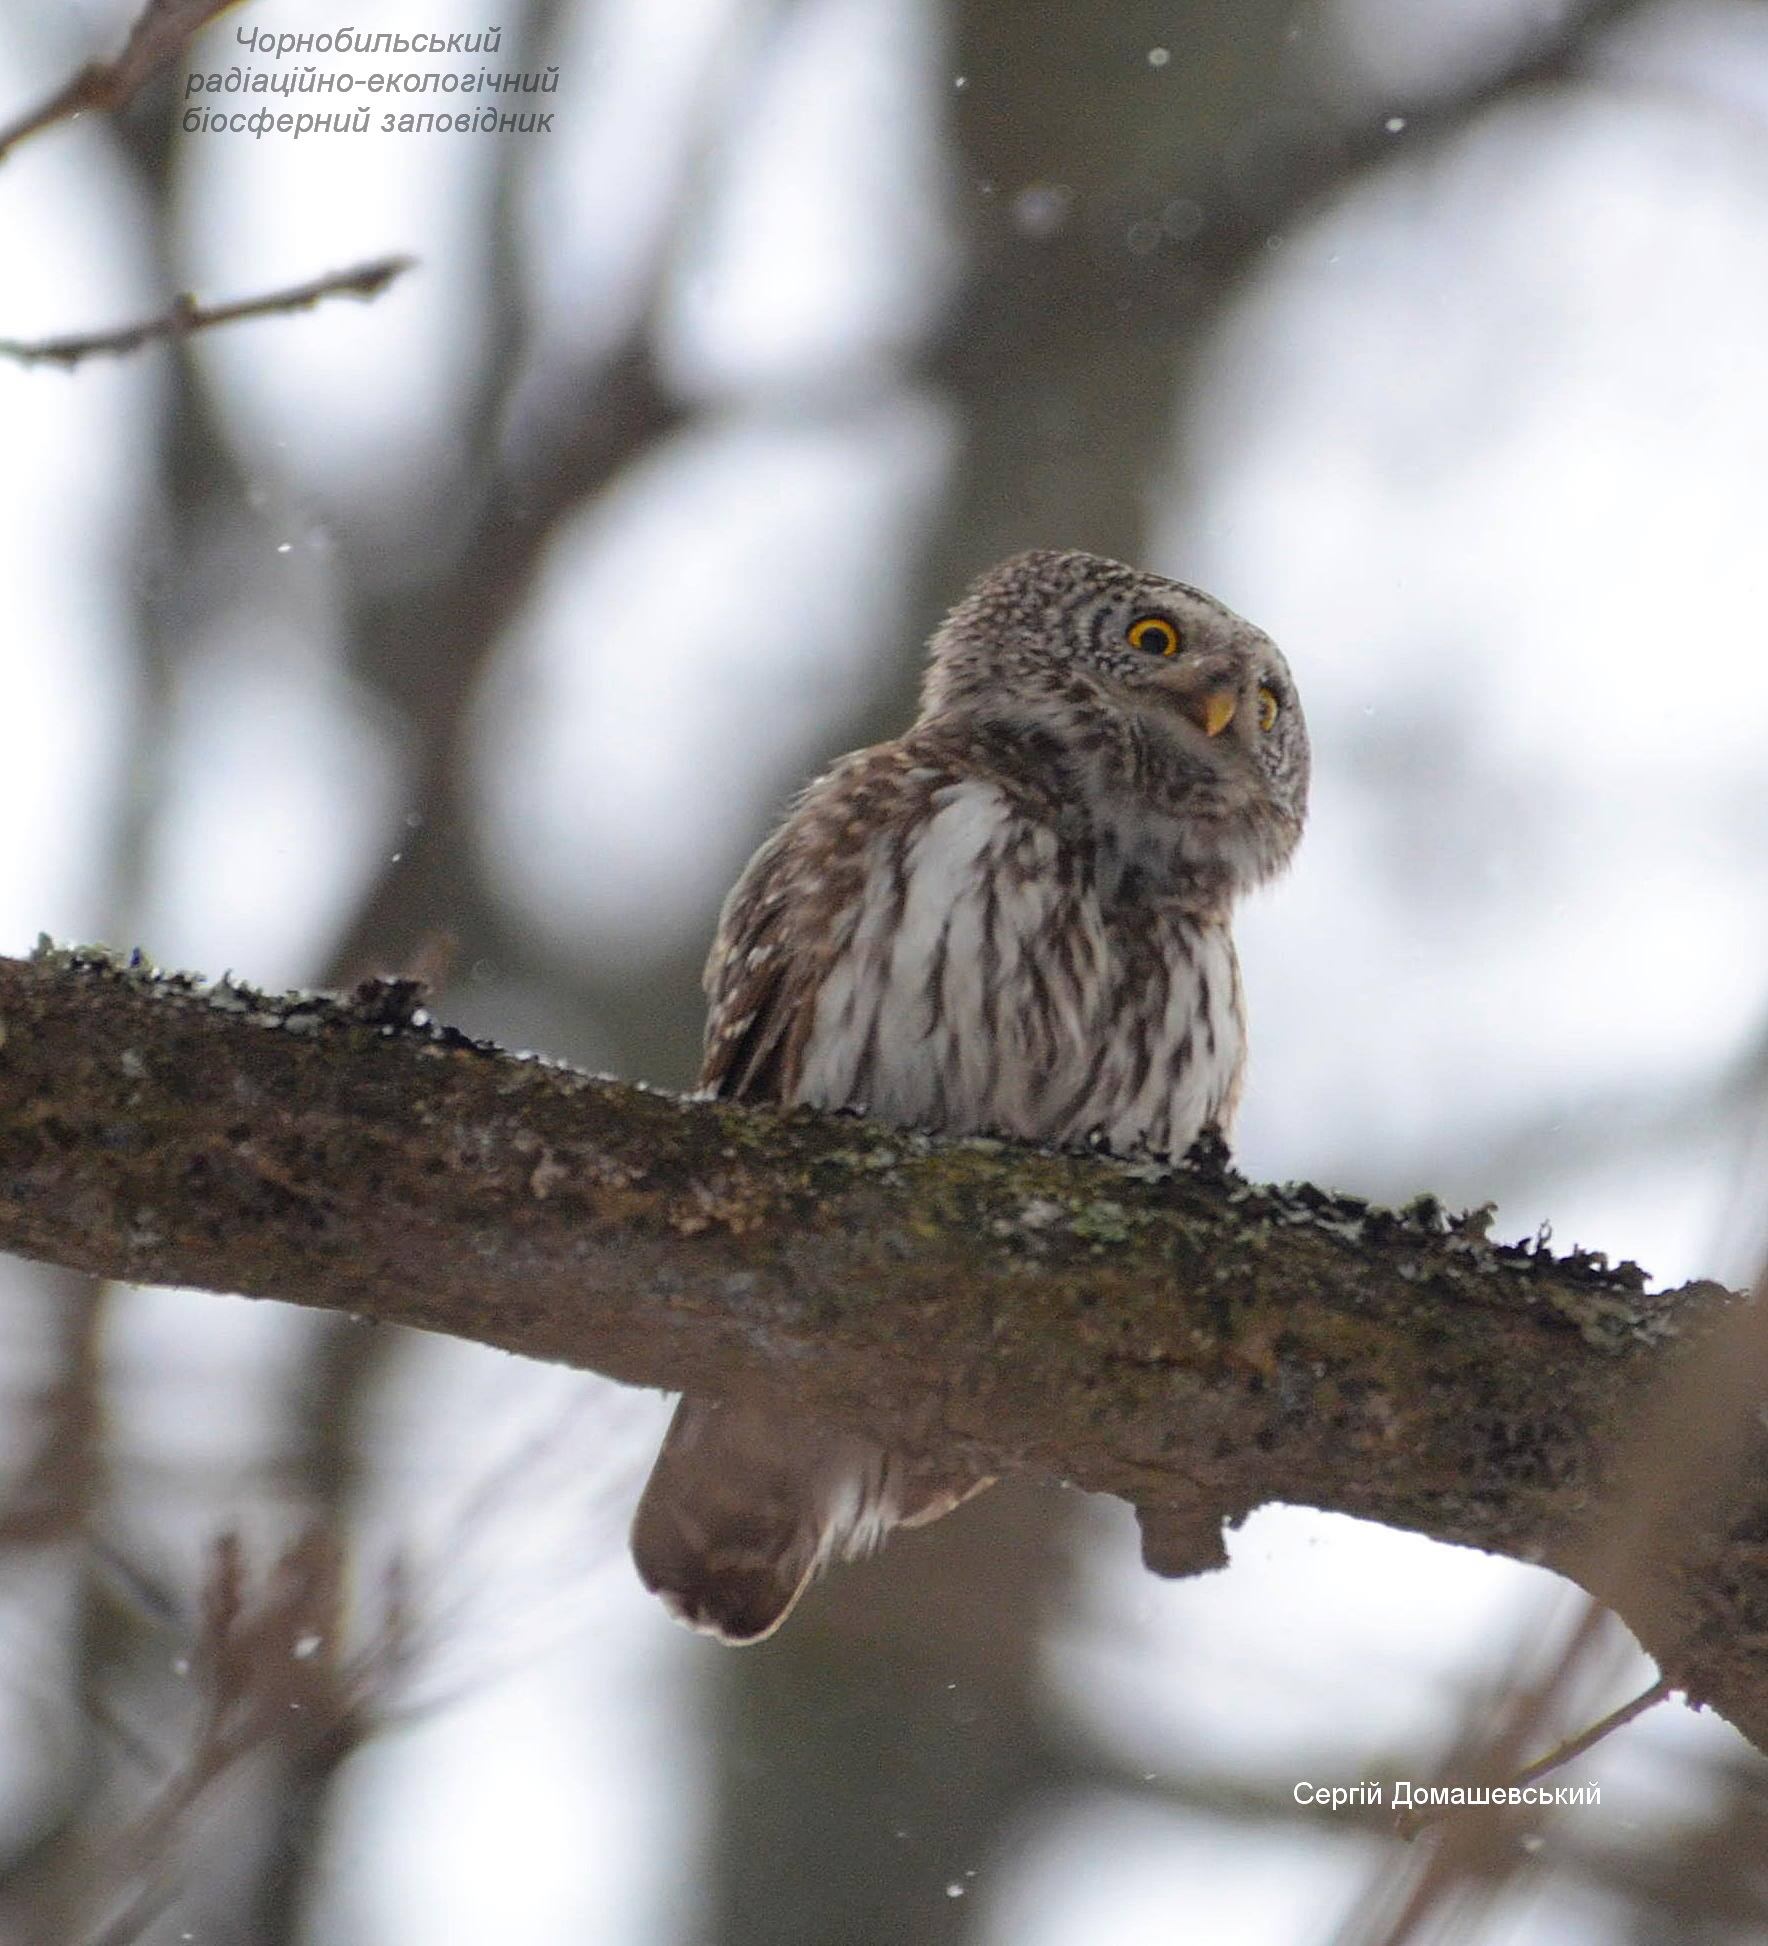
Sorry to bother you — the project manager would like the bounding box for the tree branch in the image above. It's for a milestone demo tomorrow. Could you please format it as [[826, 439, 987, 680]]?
[[1, 947, 1763, 1744], [0, 256, 416, 369], [0, 0, 244, 165]]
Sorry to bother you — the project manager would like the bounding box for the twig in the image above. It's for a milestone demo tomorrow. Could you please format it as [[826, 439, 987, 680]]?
[[1349, 1247, 1768, 1944], [1396, 1674, 1677, 1841], [1509, 1676, 1677, 1791], [82, 1525, 399, 1946], [0, 256, 416, 369], [0, 0, 246, 165]]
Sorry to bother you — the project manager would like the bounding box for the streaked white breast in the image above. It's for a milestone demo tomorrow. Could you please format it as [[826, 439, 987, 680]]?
[[793, 781, 1243, 1157]]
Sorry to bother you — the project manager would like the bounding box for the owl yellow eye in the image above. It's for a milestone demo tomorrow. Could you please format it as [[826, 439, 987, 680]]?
[[1257, 686, 1280, 732], [1126, 615, 1179, 657]]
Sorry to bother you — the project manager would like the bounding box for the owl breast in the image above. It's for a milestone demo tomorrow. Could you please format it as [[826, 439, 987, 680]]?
[[792, 780, 1245, 1157]]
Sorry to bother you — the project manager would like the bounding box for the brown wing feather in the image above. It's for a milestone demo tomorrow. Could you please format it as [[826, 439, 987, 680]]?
[[697, 747, 891, 1104], [636, 744, 991, 1642], [698, 827, 816, 1103]]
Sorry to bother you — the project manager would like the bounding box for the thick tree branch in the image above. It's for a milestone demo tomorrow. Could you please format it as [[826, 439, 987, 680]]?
[[0, 947, 1763, 1745], [0, 257, 416, 369]]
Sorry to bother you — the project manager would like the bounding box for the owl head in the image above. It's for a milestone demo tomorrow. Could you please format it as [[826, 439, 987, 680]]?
[[919, 548, 1309, 899]]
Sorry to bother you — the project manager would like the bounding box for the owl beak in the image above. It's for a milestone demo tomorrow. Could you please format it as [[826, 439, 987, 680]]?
[[1145, 656, 1242, 739], [1194, 690, 1238, 738]]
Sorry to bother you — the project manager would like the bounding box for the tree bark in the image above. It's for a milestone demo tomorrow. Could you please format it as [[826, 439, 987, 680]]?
[[1, 947, 1762, 1745]]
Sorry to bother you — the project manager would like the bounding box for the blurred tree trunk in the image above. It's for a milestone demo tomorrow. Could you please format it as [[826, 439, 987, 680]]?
[[881, 0, 1313, 735], [689, 5, 1309, 1940], [699, 1482, 1076, 1945]]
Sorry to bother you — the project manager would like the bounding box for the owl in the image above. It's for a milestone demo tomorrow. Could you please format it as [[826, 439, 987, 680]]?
[[631, 548, 1309, 1642]]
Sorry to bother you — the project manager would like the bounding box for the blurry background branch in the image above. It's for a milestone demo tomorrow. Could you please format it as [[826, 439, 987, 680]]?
[[1, 948, 1763, 1748], [0, 256, 415, 369], [0, 0, 242, 163]]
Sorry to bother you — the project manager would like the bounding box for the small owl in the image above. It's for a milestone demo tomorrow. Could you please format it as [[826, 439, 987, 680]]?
[[631, 548, 1308, 1641]]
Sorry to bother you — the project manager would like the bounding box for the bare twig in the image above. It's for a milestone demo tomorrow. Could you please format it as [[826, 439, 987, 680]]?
[[0, 256, 416, 369], [1394, 1673, 1678, 1845], [82, 1524, 407, 1946], [1507, 1677, 1677, 1794], [1344, 1252, 1768, 1944], [0, 0, 245, 165]]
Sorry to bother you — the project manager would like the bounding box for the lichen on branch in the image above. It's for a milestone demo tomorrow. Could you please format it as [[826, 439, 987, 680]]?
[[0, 944, 1763, 1747]]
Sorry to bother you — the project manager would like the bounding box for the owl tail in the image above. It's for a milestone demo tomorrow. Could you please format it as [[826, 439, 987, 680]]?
[[631, 1397, 988, 1644]]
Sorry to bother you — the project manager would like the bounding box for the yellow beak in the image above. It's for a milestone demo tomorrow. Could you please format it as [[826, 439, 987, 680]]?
[[1197, 689, 1237, 738]]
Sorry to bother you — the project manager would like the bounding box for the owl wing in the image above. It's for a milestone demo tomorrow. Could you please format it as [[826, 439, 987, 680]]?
[[697, 821, 823, 1104], [697, 742, 904, 1104]]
